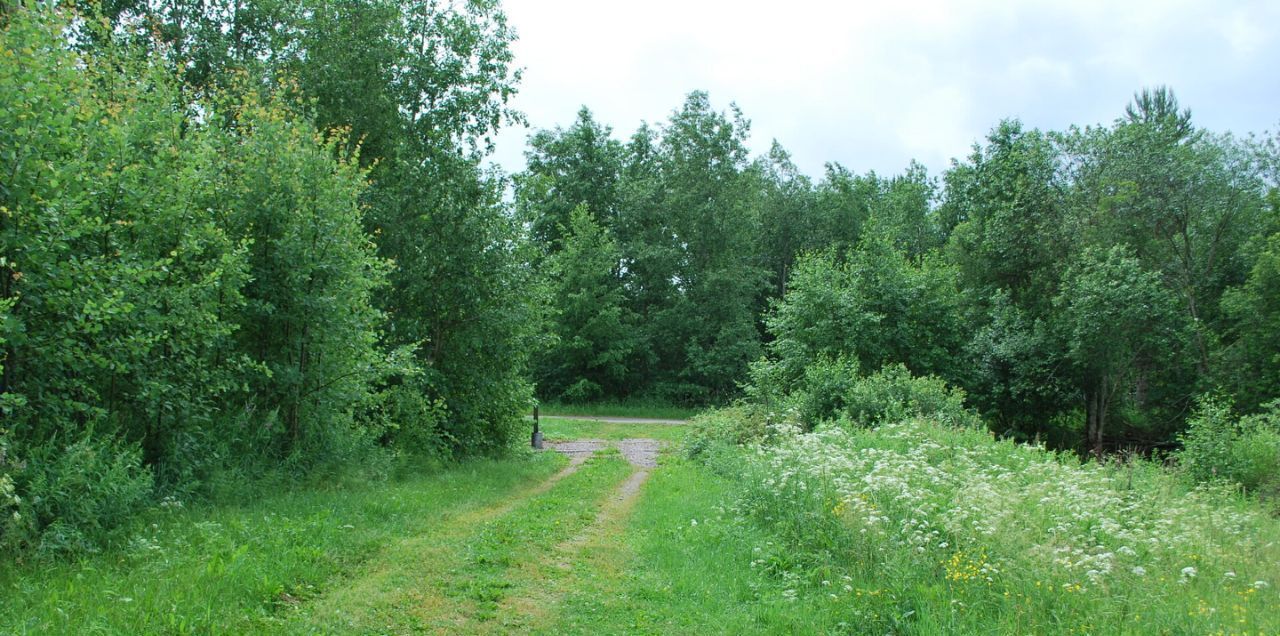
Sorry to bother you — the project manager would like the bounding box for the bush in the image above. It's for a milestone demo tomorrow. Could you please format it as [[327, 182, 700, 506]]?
[[834, 364, 980, 429], [786, 356, 862, 427], [1178, 398, 1280, 496], [684, 405, 799, 459], [361, 378, 447, 457], [778, 361, 980, 430], [0, 430, 18, 546], [5, 435, 153, 555]]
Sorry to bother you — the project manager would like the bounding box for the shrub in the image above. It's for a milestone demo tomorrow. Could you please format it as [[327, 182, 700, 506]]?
[[835, 364, 980, 429], [1178, 398, 1280, 496], [6, 435, 153, 555], [684, 405, 798, 459], [786, 356, 862, 428]]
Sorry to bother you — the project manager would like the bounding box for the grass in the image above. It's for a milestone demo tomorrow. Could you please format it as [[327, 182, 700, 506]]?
[[281, 448, 634, 634], [540, 458, 865, 634], [8, 410, 1275, 634], [539, 417, 689, 444], [688, 411, 1280, 634], [0, 453, 565, 635], [538, 399, 699, 421]]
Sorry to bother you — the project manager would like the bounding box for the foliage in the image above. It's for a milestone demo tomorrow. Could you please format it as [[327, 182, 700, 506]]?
[[1053, 246, 1190, 453], [690, 411, 1280, 634], [1220, 233, 1280, 413], [538, 205, 639, 402], [0, 1, 532, 554], [206, 90, 387, 463], [537, 398, 698, 421], [5, 434, 153, 555], [683, 405, 792, 459], [518, 107, 624, 248], [764, 239, 966, 389], [1177, 398, 1280, 497], [830, 364, 979, 430], [945, 119, 1069, 312], [963, 290, 1074, 439]]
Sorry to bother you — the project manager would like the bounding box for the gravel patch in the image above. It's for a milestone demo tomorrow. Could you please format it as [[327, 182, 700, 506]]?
[[617, 438, 662, 468]]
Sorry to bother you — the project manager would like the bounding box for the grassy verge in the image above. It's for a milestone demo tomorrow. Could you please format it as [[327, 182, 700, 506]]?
[[542, 458, 859, 634], [539, 400, 699, 421], [540, 417, 689, 444], [283, 448, 634, 634], [0, 453, 564, 635], [688, 413, 1280, 634]]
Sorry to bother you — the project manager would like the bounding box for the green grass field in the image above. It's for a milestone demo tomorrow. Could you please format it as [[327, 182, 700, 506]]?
[[538, 399, 699, 421], [4, 414, 1277, 634], [539, 417, 689, 444]]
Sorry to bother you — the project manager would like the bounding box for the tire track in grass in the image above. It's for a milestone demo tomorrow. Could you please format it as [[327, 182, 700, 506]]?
[[488, 439, 664, 634], [281, 445, 632, 635]]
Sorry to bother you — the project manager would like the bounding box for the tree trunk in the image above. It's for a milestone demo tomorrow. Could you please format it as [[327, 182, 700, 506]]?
[[1084, 379, 1111, 458]]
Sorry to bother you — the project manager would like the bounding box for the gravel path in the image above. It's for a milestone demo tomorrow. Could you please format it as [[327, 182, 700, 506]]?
[[545, 439, 607, 462], [617, 438, 661, 467], [546, 438, 663, 467]]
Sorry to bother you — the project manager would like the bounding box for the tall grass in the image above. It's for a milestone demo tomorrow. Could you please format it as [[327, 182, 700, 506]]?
[[692, 413, 1280, 634]]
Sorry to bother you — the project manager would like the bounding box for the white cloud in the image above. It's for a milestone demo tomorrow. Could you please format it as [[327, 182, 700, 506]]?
[[490, 0, 1280, 180]]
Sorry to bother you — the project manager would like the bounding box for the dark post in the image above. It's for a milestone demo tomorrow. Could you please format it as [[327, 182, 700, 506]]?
[[531, 404, 543, 449]]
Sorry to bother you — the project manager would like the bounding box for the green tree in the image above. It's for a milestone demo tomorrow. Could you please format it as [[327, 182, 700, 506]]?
[[517, 107, 624, 250], [1053, 246, 1189, 455], [653, 92, 767, 401], [204, 92, 387, 461], [945, 119, 1071, 313], [538, 205, 639, 401], [756, 141, 817, 297], [1065, 88, 1267, 374], [765, 238, 966, 391], [1221, 233, 1280, 412]]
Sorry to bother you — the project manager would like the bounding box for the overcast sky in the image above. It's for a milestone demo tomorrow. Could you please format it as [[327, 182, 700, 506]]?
[[487, 0, 1278, 181]]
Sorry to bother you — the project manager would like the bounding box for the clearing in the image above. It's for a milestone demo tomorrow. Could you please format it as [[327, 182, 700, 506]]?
[[0, 416, 823, 634]]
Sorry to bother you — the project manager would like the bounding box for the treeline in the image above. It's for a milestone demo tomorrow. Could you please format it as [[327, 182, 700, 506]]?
[[524, 91, 1279, 454], [1, 2, 536, 554]]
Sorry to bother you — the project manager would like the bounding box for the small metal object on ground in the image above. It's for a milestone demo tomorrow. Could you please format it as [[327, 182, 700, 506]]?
[[531, 405, 543, 449]]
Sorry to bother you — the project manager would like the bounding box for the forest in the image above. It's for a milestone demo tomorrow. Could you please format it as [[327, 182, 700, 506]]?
[[3, 0, 1279, 572], [527, 92, 1280, 458]]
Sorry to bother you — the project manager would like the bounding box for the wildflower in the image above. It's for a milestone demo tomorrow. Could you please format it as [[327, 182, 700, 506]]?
[[690, 519, 698, 527], [1254, 581, 1269, 589], [1132, 566, 1147, 577], [1181, 566, 1197, 579]]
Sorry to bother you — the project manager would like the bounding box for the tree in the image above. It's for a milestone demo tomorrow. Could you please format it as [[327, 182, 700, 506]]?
[[538, 205, 639, 401], [1053, 247, 1189, 455], [1220, 233, 1280, 412], [863, 160, 945, 259], [765, 237, 966, 391], [945, 119, 1071, 314], [756, 141, 816, 297], [517, 107, 624, 250], [653, 92, 768, 401], [1065, 88, 1267, 374]]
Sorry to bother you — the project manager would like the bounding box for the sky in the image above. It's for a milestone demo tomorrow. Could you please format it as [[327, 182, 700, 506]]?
[[487, 0, 1279, 181]]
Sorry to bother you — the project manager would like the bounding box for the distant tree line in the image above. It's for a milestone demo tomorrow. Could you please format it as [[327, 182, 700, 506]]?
[[1, 1, 536, 554], [522, 90, 1279, 455]]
